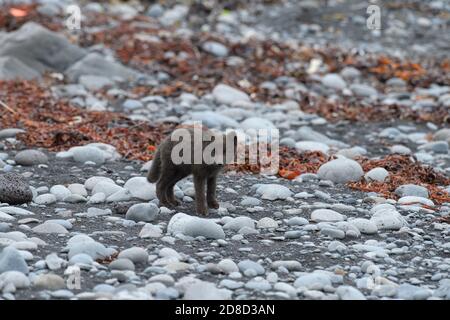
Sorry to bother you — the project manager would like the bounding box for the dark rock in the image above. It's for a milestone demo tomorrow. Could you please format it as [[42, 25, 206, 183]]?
[[0, 173, 33, 205]]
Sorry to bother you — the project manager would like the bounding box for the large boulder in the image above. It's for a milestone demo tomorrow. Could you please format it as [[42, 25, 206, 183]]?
[[0, 22, 86, 74], [0, 56, 40, 80], [65, 53, 138, 81]]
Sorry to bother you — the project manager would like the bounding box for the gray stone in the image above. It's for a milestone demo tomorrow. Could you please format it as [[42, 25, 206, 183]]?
[[395, 184, 429, 198], [0, 207, 34, 216], [294, 127, 348, 148], [350, 83, 378, 97], [217, 259, 239, 274], [34, 193, 57, 205], [124, 177, 156, 201], [68, 240, 116, 260], [79, 75, 113, 90], [321, 73, 347, 90], [65, 53, 137, 82], [167, 213, 225, 240], [0, 22, 85, 73], [50, 185, 72, 201], [254, 184, 292, 200], [33, 274, 65, 290], [287, 217, 309, 226], [14, 149, 48, 166], [257, 217, 278, 229], [271, 260, 302, 271], [212, 84, 250, 105], [223, 217, 255, 231], [71, 146, 106, 165], [45, 253, 65, 271], [188, 111, 239, 129], [32, 222, 68, 234], [125, 203, 159, 222], [294, 273, 331, 290], [240, 197, 261, 206], [418, 141, 448, 154], [92, 181, 123, 197], [340, 67, 361, 80], [317, 158, 364, 183], [202, 41, 228, 57], [109, 258, 135, 271], [350, 218, 378, 234], [396, 284, 432, 300], [311, 209, 344, 222], [237, 260, 265, 275], [0, 173, 33, 205], [321, 227, 346, 239], [0, 128, 26, 140], [69, 253, 94, 266], [245, 277, 271, 291], [296, 141, 330, 153], [336, 286, 366, 300], [0, 56, 40, 80], [0, 246, 28, 274], [365, 167, 389, 182], [147, 4, 164, 17], [183, 280, 231, 300], [370, 208, 407, 230], [118, 247, 148, 264], [433, 128, 450, 143], [123, 99, 143, 111]]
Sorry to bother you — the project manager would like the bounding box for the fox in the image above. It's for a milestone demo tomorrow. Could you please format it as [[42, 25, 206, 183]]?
[[147, 126, 237, 216]]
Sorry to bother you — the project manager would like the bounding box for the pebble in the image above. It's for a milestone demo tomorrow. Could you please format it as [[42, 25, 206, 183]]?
[[124, 177, 156, 201], [0, 246, 29, 274], [350, 218, 378, 234], [70, 146, 106, 165], [321, 73, 347, 90], [167, 213, 225, 239], [32, 222, 69, 234], [217, 259, 239, 274], [254, 184, 292, 200], [109, 258, 135, 271], [14, 149, 48, 166], [237, 260, 265, 276], [311, 209, 345, 222], [223, 216, 255, 231], [395, 184, 429, 198], [202, 41, 228, 57], [0, 271, 30, 292], [125, 203, 159, 222], [336, 286, 366, 300], [118, 247, 149, 264], [317, 158, 364, 183], [294, 273, 332, 290], [183, 280, 232, 300], [365, 167, 389, 182], [257, 217, 278, 228], [50, 185, 72, 201], [33, 274, 65, 290], [34, 193, 57, 205], [212, 84, 250, 105]]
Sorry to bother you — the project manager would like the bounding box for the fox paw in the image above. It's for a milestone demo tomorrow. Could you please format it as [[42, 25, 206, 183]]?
[[207, 201, 219, 209]]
